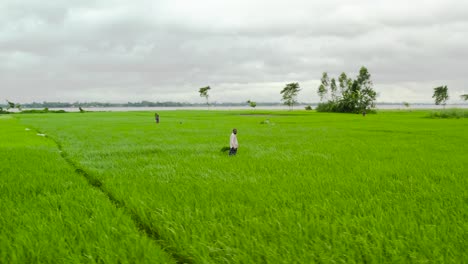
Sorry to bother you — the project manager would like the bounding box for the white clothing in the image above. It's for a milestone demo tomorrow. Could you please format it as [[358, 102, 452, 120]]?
[[230, 133, 238, 149]]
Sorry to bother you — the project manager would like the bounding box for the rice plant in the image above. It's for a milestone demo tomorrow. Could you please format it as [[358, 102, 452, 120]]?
[[4, 110, 467, 263]]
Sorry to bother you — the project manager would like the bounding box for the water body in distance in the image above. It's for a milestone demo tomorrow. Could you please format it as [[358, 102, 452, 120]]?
[[14, 104, 468, 112]]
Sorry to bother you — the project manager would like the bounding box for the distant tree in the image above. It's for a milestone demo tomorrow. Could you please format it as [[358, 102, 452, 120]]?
[[247, 100, 257, 109], [6, 100, 15, 110], [316, 66, 377, 113], [199, 86, 211, 106], [356, 67, 377, 111], [461, 94, 468, 101], [5, 100, 22, 111], [317, 72, 329, 102], [281, 82, 301, 110], [330, 78, 338, 101], [403, 102, 410, 111], [304, 105, 312, 110], [432, 85, 449, 108], [338, 72, 349, 94]]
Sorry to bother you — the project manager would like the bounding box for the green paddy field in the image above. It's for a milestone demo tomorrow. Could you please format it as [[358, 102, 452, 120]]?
[[1, 110, 467, 263]]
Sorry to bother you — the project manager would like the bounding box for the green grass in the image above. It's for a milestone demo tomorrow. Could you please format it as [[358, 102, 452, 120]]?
[[428, 108, 468, 119], [0, 117, 175, 263], [3, 110, 467, 263]]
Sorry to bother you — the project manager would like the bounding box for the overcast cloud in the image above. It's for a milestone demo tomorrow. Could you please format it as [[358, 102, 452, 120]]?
[[1, 0, 467, 104]]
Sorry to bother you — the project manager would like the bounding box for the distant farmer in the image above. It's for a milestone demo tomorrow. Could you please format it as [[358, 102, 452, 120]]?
[[155, 113, 160, 123], [229, 128, 238, 156]]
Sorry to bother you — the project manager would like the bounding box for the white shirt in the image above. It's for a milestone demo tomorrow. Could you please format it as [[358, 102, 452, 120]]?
[[230, 133, 238, 149]]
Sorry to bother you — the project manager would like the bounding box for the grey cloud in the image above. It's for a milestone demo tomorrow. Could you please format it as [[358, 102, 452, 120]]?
[[1, 0, 468, 103]]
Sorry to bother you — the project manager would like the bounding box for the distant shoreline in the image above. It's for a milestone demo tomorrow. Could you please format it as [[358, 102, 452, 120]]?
[[6, 104, 468, 112]]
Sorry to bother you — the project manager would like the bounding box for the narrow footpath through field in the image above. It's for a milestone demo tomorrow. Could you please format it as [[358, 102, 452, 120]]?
[[0, 116, 178, 263]]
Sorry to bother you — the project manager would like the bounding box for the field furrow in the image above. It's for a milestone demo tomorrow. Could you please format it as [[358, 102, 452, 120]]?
[[0, 117, 175, 263], [7, 110, 468, 263]]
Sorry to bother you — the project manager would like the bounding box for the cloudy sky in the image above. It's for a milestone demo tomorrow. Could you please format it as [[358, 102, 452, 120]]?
[[1, 0, 467, 104]]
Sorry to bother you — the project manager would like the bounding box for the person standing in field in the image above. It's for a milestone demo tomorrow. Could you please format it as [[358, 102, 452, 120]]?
[[155, 113, 159, 124], [229, 128, 238, 156]]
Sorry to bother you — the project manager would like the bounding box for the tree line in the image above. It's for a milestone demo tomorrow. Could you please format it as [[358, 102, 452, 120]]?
[[315, 66, 377, 113], [2, 66, 468, 114], [198, 66, 466, 113], [0, 100, 285, 113], [0, 101, 266, 111]]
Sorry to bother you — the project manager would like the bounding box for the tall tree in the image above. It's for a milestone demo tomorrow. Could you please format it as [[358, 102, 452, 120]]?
[[356, 66, 377, 112], [330, 78, 338, 101], [432, 85, 449, 108], [199, 86, 211, 106], [460, 94, 468, 101], [338, 72, 348, 94], [281, 82, 301, 110], [317, 72, 329, 102]]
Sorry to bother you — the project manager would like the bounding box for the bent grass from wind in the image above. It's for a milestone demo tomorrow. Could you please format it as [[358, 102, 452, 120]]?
[[0, 117, 174, 263], [1, 110, 466, 263]]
